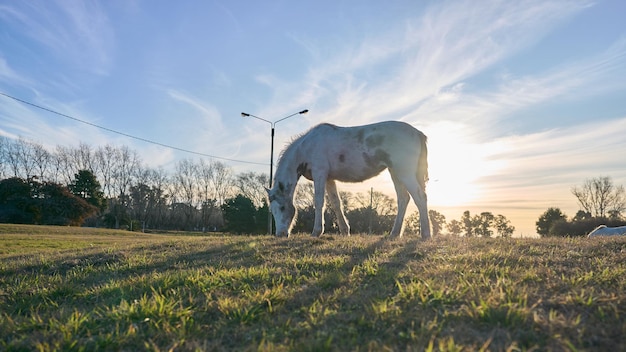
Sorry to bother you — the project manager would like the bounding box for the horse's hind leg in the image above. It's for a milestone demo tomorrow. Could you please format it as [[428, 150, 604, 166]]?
[[389, 173, 410, 238], [326, 180, 350, 236], [393, 171, 431, 239], [405, 179, 431, 239]]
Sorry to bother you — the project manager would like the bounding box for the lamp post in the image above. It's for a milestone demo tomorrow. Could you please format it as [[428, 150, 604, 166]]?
[[241, 109, 309, 234]]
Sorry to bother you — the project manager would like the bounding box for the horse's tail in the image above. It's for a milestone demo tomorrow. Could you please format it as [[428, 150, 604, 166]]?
[[417, 133, 428, 190]]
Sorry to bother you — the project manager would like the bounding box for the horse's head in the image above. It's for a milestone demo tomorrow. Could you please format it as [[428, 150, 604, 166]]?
[[267, 182, 296, 237]]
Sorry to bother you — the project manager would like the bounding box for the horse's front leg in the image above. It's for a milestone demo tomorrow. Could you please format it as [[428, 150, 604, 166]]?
[[312, 178, 327, 237], [326, 180, 350, 236]]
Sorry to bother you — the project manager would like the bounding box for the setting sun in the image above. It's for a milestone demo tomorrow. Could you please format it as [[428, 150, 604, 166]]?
[[427, 123, 479, 207], [426, 122, 508, 208]]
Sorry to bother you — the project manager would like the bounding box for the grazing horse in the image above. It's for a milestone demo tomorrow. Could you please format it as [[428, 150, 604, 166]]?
[[267, 121, 430, 239], [587, 225, 626, 237]]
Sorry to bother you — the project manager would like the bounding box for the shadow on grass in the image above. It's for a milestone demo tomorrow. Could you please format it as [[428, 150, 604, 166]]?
[[7, 233, 431, 349], [7, 233, 625, 350]]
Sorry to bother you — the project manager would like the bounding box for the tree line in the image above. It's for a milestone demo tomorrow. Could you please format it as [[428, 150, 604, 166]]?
[[0, 137, 516, 236], [536, 176, 626, 237], [0, 137, 267, 231]]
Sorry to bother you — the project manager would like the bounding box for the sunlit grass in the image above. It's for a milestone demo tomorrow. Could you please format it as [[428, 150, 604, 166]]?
[[1, 224, 625, 350]]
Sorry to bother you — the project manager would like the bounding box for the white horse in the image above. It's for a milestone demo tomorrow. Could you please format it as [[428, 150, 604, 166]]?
[[267, 121, 430, 239], [587, 225, 626, 237]]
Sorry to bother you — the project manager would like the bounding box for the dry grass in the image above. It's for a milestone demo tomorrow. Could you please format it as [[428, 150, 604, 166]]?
[[1, 224, 625, 351]]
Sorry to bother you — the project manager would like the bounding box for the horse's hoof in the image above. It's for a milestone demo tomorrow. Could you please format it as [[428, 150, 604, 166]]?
[[276, 230, 290, 238], [388, 232, 401, 239]]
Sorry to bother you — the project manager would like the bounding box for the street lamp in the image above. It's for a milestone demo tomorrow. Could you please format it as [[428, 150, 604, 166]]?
[[241, 109, 309, 234]]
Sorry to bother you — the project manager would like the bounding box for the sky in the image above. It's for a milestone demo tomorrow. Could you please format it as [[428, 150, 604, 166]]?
[[1, 0, 625, 236]]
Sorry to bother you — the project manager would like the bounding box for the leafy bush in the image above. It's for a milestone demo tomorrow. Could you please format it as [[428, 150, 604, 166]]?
[[0, 177, 97, 226], [549, 217, 626, 237]]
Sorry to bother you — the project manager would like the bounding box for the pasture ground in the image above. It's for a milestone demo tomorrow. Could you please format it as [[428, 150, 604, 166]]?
[[0, 224, 625, 351]]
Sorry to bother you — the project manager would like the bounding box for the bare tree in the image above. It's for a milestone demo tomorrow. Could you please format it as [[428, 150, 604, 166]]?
[[143, 167, 170, 229], [172, 159, 199, 228], [111, 145, 140, 200], [3, 138, 34, 178], [235, 171, 269, 207], [136, 166, 170, 200], [572, 176, 625, 218], [94, 144, 120, 198], [104, 145, 140, 229], [131, 166, 169, 230], [71, 142, 94, 174], [0, 136, 8, 179], [209, 161, 234, 206], [197, 159, 221, 231], [196, 159, 213, 205], [294, 180, 315, 209], [1, 137, 19, 177], [173, 159, 198, 205], [53, 145, 77, 185], [51, 143, 96, 185], [30, 141, 52, 181], [352, 190, 396, 216]]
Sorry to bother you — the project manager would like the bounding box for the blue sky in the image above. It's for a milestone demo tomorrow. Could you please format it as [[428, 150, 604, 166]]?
[[1, 0, 625, 235]]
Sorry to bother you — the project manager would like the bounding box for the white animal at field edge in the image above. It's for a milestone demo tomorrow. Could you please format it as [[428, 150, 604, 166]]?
[[587, 225, 626, 237], [266, 121, 430, 239]]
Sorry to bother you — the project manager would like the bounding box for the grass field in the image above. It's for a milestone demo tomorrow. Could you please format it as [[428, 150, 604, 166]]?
[[1, 224, 625, 351]]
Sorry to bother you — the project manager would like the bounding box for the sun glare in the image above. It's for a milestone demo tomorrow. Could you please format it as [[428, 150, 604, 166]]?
[[338, 122, 510, 211], [425, 123, 508, 208]]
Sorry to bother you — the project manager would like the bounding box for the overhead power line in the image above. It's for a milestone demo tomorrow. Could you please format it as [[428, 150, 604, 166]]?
[[0, 92, 267, 166]]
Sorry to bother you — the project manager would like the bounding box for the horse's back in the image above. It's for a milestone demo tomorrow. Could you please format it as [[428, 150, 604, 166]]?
[[297, 121, 426, 183], [319, 121, 425, 155], [588, 225, 626, 237], [302, 121, 422, 148]]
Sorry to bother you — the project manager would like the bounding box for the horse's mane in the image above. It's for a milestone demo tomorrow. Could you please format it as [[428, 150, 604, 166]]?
[[276, 123, 337, 163], [276, 133, 304, 164]]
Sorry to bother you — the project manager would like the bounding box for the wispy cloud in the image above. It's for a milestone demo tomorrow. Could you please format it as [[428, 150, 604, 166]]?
[[486, 116, 626, 186], [468, 114, 626, 232], [421, 34, 626, 227], [0, 56, 30, 87], [163, 89, 259, 166], [411, 36, 626, 141], [0, 95, 110, 149], [0, 1, 114, 76], [167, 90, 223, 128], [0, 92, 184, 169], [271, 0, 594, 130]]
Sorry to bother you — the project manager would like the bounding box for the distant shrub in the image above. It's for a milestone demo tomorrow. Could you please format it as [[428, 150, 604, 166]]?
[[549, 217, 626, 237]]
